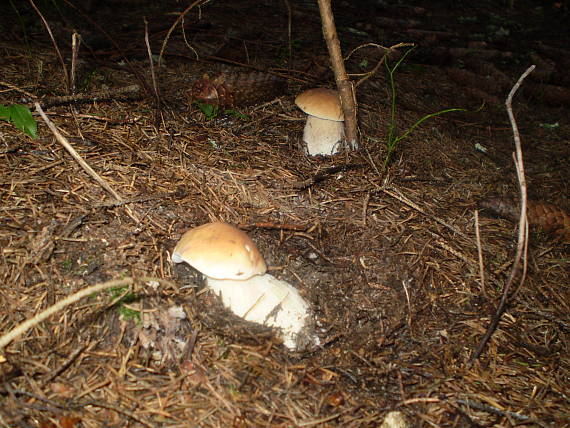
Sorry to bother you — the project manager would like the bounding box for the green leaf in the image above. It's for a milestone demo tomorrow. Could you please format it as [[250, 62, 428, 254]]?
[[382, 47, 465, 169], [194, 101, 219, 120], [9, 104, 37, 138], [0, 104, 37, 138]]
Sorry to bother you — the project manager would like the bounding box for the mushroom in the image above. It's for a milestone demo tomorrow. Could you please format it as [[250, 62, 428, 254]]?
[[172, 222, 316, 350], [295, 87, 345, 156], [207, 274, 314, 350], [172, 222, 267, 280]]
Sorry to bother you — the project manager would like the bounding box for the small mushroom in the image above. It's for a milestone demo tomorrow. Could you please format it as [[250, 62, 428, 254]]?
[[295, 87, 345, 156], [172, 222, 316, 350]]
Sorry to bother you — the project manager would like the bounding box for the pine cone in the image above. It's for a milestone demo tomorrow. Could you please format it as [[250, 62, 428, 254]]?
[[479, 197, 570, 242], [191, 71, 286, 107]]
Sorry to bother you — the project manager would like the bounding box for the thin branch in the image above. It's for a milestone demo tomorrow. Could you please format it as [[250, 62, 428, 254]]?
[[34, 103, 141, 223], [27, 0, 69, 92], [81, 400, 154, 428], [39, 84, 141, 108], [456, 399, 529, 422], [158, 0, 209, 67], [316, 0, 359, 149], [70, 32, 80, 94], [61, 0, 153, 97], [144, 17, 166, 128], [0, 80, 37, 99], [0, 277, 175, 350], [474, 210, 487, 299], [144, 17, 160, 103], [468, 65, 534, 367], [381, 186, 474, 243], [344, 42, 414, 88]]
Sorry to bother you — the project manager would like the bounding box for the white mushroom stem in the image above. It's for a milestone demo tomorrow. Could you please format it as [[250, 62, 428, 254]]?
[[206, 274, 316, 350], [303, 115, 345, 156]]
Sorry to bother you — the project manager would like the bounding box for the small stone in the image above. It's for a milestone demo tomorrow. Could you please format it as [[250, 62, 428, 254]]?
[[380, 411, 410, 428]]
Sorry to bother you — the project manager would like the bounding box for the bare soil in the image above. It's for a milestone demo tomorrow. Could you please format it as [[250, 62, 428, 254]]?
[[0, 0, 568, 426]]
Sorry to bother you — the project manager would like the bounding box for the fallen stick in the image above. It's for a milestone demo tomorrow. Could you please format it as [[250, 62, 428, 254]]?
[[39, 84, 141, 108], [35, 103, 141, 224]]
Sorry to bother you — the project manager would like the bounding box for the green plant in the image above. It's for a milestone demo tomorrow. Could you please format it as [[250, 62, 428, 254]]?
[[0, 104, 37, 138], [118, 305, 141, 322], [383, 48, 464, 169], [224, 109, 249, 121], [194, 101, 219, 120], [108, 286, 137, 302], [193, 101, 249, 122], [108, 286, 141, 322]]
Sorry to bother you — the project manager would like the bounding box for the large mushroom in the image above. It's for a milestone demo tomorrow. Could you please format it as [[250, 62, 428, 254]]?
[[172, 222, 266, 280], [172, 222, 316, 350], [295, 87, 345, 156]]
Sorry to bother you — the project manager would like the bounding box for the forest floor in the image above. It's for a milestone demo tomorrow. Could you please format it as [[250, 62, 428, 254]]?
[[0, 0, 569, 426]]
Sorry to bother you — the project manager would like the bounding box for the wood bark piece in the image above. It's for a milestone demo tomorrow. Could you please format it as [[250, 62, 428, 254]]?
[[39, 84, 141, 108]]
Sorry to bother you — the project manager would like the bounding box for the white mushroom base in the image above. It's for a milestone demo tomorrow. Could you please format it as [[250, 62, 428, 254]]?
[[206, 274, 317, 350], [303, 115, 345, 156]]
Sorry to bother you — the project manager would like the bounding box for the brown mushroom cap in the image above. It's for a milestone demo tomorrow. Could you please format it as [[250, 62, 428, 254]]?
[[295, 88, 344, 122], [172, 222, 267, 280]]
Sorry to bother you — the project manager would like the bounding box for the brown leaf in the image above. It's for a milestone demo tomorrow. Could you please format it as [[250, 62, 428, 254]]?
[[59, 416, 82, 428]]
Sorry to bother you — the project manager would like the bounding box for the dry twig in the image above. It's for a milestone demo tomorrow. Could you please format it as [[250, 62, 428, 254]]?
[[27, 0, 69, 92], [380, 186, 473, 243], [468, 65, 535, 367], [344, 42, 414, 88], [0, 277, 174, 350], [39, 85, 141, 108], [60, 0, 152, 96], [34, 103, 141, 223], [474, 210, 487, 299], [158, 0, 209, 67], [456, 399, 529, 422]]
